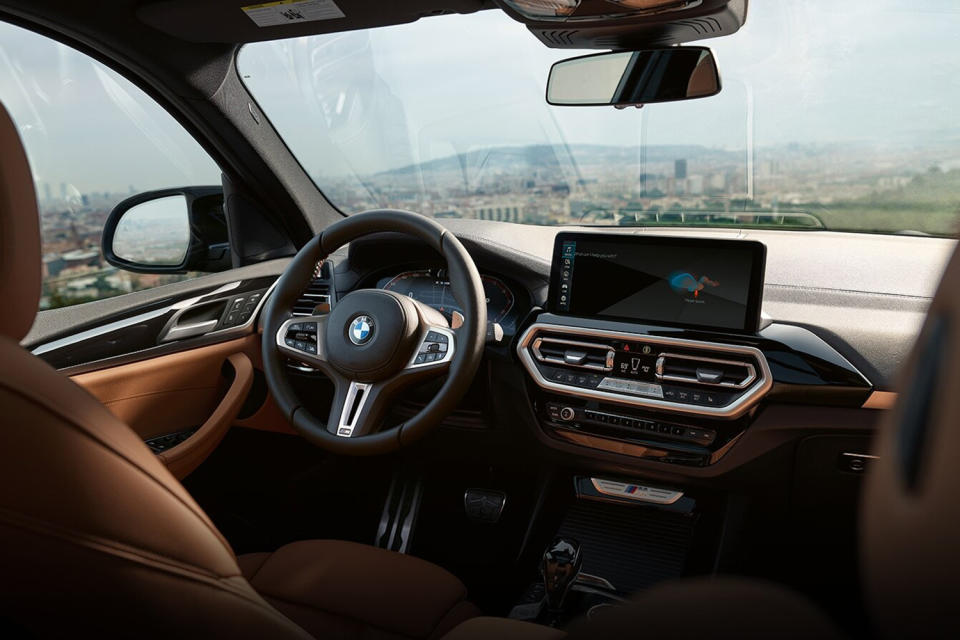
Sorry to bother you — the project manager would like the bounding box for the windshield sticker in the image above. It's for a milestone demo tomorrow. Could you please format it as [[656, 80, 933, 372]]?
[[241, 0, 344, 28]]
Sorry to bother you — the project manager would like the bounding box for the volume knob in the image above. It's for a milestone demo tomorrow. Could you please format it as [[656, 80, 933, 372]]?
[[559, 407, 576, 422]]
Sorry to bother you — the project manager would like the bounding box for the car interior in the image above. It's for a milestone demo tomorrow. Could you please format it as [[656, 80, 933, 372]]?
[[0, 0, 958, 638]]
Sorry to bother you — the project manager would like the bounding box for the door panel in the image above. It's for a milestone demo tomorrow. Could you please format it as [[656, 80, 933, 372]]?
[[72, 336, 258, 478]]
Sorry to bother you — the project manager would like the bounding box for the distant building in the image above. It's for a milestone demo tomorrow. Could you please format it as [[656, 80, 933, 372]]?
[[60, 249, 100, 271], [474, 205, 521, 223], [687, 175, 704, 195], [675, 159, 688, 180]]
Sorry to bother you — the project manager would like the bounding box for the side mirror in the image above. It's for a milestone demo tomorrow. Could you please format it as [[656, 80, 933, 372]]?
[[102, 186, 231, 274], [546, 46, 720, 107]]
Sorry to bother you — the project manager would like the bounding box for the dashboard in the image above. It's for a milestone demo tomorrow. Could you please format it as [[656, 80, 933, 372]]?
[[27, 220, 949, 484]]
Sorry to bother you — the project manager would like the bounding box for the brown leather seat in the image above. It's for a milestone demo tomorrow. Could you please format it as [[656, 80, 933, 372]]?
[[0, 102, 479, 638]]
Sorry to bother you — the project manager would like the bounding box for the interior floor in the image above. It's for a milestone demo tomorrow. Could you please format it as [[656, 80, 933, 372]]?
[[184, 425, 870, 637]]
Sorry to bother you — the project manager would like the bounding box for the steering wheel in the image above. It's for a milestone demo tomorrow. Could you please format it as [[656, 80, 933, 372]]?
[[261, 210, 487, 455]]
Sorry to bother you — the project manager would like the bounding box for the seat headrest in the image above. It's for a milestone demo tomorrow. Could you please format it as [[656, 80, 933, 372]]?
[[862, 243, 960, 636], [0, 101, 40, 341]]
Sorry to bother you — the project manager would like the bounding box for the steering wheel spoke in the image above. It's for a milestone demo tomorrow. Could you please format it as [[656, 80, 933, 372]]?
[[328, 379, 377, 438], [406, 324, 455, 369], [329, 325, 456, 438], [275, 314, 332, 371]]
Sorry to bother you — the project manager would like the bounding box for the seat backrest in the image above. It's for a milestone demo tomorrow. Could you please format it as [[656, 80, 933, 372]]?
[[862, 243, 960, 637], [0, 104, 311, 638]]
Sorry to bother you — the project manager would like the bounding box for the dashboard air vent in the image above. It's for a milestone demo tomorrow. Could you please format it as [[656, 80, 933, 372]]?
[[532, 336, 615, 372], [292, 260, 334, 316], [655, 352, 756, 389]]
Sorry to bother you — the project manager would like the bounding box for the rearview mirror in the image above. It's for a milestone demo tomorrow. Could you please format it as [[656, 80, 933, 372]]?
[[546, 47, 720, 107], [102, 186, 231, 274]]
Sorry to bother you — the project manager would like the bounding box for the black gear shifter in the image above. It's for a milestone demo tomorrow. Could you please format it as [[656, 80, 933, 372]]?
[[541, 537, 583, 611]]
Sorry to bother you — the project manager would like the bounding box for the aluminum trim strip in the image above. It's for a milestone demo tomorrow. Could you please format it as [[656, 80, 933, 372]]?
[[589, 478, 684, 505]]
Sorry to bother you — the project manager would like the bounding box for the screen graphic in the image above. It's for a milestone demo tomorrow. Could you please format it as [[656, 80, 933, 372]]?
[[550, 234, 765, 332]]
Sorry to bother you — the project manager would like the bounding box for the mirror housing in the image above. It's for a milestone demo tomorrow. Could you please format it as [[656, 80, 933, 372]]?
[[102, 186, 231, 274], [547, 46, 720, 107]]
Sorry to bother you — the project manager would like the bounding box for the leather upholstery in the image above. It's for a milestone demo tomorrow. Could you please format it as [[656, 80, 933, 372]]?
[[72, 339, 257, 479], [238, 540, 480, 639], [0, 338, 312, 638], [0, 102, 40, 341], [861, 243, 960, 638]]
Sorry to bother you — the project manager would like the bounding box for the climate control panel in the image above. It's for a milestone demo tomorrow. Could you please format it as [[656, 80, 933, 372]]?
[[517, 322, 771, 420]]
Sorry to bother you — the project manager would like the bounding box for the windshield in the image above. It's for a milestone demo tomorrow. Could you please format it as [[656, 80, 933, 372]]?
[[239, 0, 960, 236]]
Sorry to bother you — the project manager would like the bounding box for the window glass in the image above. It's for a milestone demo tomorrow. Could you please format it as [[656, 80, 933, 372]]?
[[0, 21, 221, 310], [239, 0, 960, 236]]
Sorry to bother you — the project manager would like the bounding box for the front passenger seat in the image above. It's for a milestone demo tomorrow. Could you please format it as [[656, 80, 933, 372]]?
[[0, 102, 479, 639]]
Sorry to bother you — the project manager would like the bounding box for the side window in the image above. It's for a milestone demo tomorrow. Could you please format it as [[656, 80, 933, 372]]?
[[0, 22, 222, 310]]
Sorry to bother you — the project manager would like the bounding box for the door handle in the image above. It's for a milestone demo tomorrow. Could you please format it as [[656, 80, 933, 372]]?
[[162, 319, 219, 342], [158, 352, 253, 479]]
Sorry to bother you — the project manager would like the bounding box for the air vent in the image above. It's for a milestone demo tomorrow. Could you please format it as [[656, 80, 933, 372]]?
[[532, 336, 615, 372], [655, 352, 756, 389], [292, 260, 334, 316]]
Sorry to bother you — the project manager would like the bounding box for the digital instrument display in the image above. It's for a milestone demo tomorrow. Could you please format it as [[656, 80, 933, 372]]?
[[549, 233, 766, 333], [378, 269, 515, 324]]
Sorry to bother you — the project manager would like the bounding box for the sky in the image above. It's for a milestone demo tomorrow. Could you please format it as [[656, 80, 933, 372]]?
[[0, 0, 959, 194]]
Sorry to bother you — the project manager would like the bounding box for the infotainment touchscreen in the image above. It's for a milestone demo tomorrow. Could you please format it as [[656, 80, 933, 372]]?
[[549, 233, 766, 333]]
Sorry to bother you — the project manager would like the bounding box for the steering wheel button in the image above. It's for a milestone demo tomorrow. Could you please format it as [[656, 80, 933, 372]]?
[[285, 338, 296, 347], [304, 343, 317, 354], [438, 343, 448, 352], [415, 354, 426, 364], [426, 343, 440, 352]]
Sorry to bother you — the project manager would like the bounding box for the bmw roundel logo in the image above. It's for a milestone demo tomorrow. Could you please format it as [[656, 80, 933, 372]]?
[[348, 315, 374, 345]]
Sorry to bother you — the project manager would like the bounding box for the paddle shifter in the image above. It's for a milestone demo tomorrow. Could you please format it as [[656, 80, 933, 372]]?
[[541, 537, 583, 611]]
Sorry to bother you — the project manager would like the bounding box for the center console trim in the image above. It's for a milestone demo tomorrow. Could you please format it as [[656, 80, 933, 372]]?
[[517, 321, 773, 419]]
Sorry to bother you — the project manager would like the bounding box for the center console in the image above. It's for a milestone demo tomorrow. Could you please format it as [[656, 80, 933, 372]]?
[[518, 232, 772, 467]]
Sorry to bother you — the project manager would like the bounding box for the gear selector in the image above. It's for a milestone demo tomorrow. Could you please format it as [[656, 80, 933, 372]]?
[[541, 537, 583, 611]]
